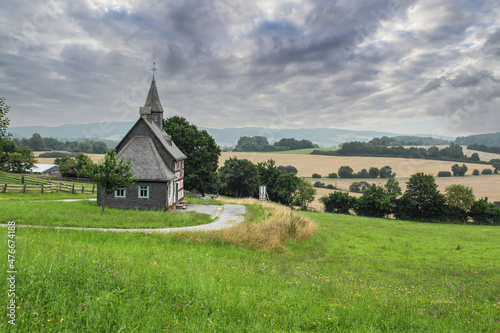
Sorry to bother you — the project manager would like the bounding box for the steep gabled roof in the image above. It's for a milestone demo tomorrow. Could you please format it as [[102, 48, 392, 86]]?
[[142, 117, 187, 161], [117, 136, 175, 182], [144, 78, 164, 113]]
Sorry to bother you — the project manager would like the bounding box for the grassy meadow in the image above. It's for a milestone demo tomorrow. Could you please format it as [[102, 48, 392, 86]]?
[[1, 201, 499, 332]]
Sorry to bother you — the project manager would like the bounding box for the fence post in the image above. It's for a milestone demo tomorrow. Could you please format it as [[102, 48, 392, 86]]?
[[82, 185, 84, 193], [92, 184, 95, 194], [41, 184, 44, 194], [22, 176, 24, 184], [72, 183, 75, 194], [3, 184, 6, 193], [24, 184, 27, 193]]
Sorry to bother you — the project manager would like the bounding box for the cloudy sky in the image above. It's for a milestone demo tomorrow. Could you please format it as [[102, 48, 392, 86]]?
[[1, 0, 500, 137]]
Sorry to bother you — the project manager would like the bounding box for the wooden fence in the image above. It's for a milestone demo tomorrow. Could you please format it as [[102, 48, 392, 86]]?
[[2, 182, 96, 194]]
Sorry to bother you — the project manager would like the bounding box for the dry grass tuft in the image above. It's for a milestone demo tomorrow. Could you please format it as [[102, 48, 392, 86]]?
[[171, 198, 317, 252]]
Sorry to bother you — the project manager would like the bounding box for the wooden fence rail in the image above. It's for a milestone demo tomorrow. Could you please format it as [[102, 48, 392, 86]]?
[[2, 182, 96, 194]]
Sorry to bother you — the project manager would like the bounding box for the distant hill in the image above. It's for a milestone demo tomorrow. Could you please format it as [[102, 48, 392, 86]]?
[[9, 123, 454, 148], [456, 132, 500, 146]]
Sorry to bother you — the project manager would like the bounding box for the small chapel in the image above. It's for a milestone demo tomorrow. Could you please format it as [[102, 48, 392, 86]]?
[[97, 66, 187, 210]]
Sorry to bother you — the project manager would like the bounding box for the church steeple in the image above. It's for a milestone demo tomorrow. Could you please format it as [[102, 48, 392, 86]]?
[[140, 62, 164, 128]]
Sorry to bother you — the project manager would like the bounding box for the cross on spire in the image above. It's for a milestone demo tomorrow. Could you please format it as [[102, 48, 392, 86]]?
[[151, 62, 157, 78]]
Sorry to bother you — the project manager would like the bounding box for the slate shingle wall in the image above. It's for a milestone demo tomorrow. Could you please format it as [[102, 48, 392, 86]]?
[[97, 182, 169, 211]]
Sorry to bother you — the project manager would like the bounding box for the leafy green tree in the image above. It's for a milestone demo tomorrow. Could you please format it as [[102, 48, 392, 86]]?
[[492, 160, 500, 173], [277, 165, 298, 174], [355, 184, 398, 218], [327, 172, 338, 178], [55, 156, 78, 177], [218, 157, 259, 198], [257, 159, 301, 205], [368, 167, 380, 178], [312, 173, 321, 178], [28, 133, 46, 151], [0, 97, 11, 141], [92, 141, 108, 154], [234, 136, 271, 152], [451, 164, 468, 176], [445, 184, 475, 211], [338, 165, 353, 178], [75, 153, 94, 178], [292, 179, 317, 210], [379, 166, 395, 178], [396, 173, 445, 221], [85, 150, 137, 215], [349, 181, 370, 193], [320, 191, 356, 214], [473, 169, 480, 176], [469, 152, 480, 161], [77, 141, 92, 153], [164, 116, 221, 195], [384, 178, 402, 196], [469, 198, 500, 225]]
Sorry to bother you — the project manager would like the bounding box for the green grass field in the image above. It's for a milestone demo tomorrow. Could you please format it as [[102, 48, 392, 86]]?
[[1, 201, 499, 332]]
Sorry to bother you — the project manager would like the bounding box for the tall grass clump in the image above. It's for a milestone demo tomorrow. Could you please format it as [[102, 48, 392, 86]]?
[[218, 198, 317, 251]]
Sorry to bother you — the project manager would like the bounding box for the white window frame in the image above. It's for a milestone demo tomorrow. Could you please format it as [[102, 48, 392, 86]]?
[[115, 188, 126, 198], [138, 186, 149, 199]]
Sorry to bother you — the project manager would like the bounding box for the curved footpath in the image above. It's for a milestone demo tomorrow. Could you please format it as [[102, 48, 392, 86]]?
[[0, 203, 246, 233]]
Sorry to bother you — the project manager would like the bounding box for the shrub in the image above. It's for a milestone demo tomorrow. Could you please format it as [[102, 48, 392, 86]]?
[[469, 198, 500, 225], [379, 166, 395, 178], [437, 171, 452, 177], [39, 152, 73, 158], [325, 184, 336, 190], [354, 168, 369, 178], [368, 167, 380, 178], [327, 172, 338, 178], [313, 181, 325, 188], [320, 191, 356, 214], [349, 181, 370, 193], [473, 169, 480, 176], [451, 164, 468, 176], [312, 173, 322, 178], [482, 168, 493, 175]]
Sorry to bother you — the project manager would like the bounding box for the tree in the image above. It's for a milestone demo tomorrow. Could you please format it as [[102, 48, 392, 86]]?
[[320, 191, 356, 214], [469, 198, 500, 225], [349, 181, 370, 193], [28, 133, 46, 151], [92, 141, 107, 154], [75, 153, 94, 178], [338, 166, 353, 178], [0, 97, 11, 141], [445, 184, 475, 211], [384, 178, 402, 196], [473, 169, 480, 176], [451, 164, 468, 176], [292, 179, 317, 210], [469, 152, 480, 161], [164, 116, 221, 195], [257, 159, 301, 205], [55, 156, 78, 177], [218, 157, 260, 198], [355, 184, 398, 218], [312, 173, 321, 178], [396, 173, 445, 221], [278, 165, 298, 174], [379, 166, 395, 178], [327, 172, 338, 178], [368, 167, 380, 178], [85, 150, 137, 215]]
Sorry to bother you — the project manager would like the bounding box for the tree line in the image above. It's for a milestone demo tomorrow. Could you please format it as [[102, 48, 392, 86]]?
[[321, 174, 500, 225], [312, 140, 483, 162], [234, 136, 319, 152], [12, 133, 108, 154], [467, 143, 500, 155]]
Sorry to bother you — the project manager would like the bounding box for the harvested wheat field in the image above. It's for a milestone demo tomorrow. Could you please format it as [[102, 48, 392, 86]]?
[[35, 152, 105, 164], [219, 152, 491, 178]]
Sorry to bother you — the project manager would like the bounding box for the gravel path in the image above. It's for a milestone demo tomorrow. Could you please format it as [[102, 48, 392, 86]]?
[[0, 204, 246, 233]]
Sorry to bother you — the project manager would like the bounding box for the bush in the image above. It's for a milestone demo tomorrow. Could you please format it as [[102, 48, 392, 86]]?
[[325, 184, 336, 190], [368, 167, 380, 178], [38, 152, 73, 158], [313, 181, 325, 188], [482, 168, 493, 175], [320, 192, 356, 214], [353, 168, 369, 178], [451, 164, 468, 176], [349, 181, 370, 193], [437, 171, 452, 177], [469, 198, 500, 225], [473, 169, 480, 176], [312, 173, 322, 178], [379, 166, 395, 178], [327, 172, 338, 178]]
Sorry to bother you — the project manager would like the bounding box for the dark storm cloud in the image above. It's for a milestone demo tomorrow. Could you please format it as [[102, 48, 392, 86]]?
[[0, 0, 499, 136]]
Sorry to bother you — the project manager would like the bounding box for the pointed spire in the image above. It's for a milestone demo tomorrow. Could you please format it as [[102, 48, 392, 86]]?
[[144, 77, 164, 113]]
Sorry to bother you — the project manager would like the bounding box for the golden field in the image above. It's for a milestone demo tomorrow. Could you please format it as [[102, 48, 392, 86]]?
[[219, 152, 500, 208]]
